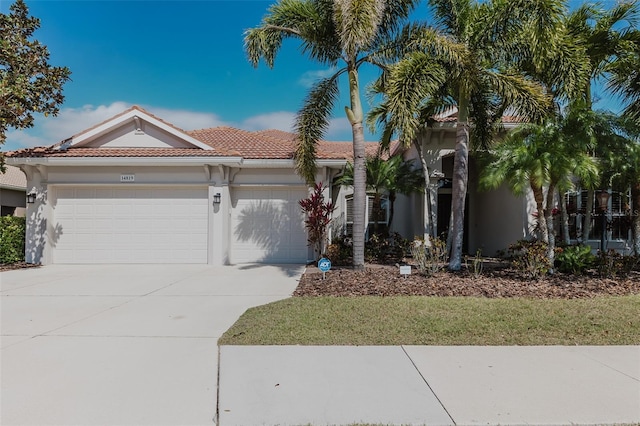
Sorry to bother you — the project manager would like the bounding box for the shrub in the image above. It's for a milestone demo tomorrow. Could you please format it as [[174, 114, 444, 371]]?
[[0, 216, 26, 264], [507, 239, 551, 279], [596, 250, 639, 278], [555, 244, 595, 275], [410, 237, 447, 276], [365, 232, 411, 264], [326, 236, 352, 266], [299, 183, 335, 260]]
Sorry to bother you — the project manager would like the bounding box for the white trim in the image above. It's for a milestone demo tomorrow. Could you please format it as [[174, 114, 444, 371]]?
[[66, 109, 214, 151], [7, 157, 243, 167]]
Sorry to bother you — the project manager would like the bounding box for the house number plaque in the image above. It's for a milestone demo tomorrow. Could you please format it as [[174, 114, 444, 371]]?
[[120, 174, 135, 182]]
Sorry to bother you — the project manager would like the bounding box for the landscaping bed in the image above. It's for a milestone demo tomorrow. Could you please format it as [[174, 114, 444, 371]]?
[[295, 262, 640, 299]]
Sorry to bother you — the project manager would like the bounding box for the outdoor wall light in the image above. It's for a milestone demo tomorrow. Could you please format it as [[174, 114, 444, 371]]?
[[26, 191, 37, 204], [596, 190, 610, 212], [213, 193, 221, 205]]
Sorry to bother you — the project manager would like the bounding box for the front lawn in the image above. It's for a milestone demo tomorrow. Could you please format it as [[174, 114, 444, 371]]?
[[218, 295, 640, 346]]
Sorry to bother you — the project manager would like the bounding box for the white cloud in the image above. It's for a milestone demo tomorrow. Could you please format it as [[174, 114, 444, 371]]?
[[240, 111, 296, 132], [298, 67, 338, 88], [146, 106, 228, 130], [325, 117, 353, 140]]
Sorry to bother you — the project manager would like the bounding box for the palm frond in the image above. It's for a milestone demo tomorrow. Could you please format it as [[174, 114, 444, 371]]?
[[294, 74, 342, 183], [481, 71, 552, 124], [333, 0, 386, 59], [375, 51, 448, 145], [244, 0, 341, 68]]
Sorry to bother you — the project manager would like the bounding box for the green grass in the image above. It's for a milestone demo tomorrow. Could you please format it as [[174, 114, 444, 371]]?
[[218, 295, 640, 346]]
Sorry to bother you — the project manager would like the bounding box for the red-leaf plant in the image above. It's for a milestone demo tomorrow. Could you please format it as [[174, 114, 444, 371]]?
[[299, 182, 336, 260]]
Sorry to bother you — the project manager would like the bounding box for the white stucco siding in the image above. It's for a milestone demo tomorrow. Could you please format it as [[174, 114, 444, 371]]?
[[46, 166, 209, 185], [230, 186, 308, 264], [51, 186, 208, 264]]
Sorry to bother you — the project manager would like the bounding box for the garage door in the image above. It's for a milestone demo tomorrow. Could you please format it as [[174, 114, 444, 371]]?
[[52, 187, 208, 264], [230, 187, 308, 263]]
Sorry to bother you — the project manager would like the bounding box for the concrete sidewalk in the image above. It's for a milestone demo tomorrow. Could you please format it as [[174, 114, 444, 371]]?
[[218, 345, 640, 426]]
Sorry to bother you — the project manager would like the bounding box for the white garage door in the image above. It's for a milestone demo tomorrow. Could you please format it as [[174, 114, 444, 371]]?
[[52, 186, 208, 264], [230, 187, 308, 263]]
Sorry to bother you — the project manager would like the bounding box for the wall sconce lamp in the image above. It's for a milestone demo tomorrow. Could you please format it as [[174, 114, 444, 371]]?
[[213, 193, 221, 205], [596, 190, 610, 212], [26, 191, 37, 204]]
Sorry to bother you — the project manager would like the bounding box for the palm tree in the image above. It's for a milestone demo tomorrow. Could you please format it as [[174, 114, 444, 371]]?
[[562, 1, 639, 240], [370, 0, 571, 270], [336, 154, 424, 233], [245, 0, 418, 269], [479, 109, 599, 266], [607, 32, 640, 126]]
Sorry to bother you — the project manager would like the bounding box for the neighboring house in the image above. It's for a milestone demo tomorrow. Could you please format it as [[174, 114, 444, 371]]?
[[0, 165, 27, 217], [7, 106, 382, 265]]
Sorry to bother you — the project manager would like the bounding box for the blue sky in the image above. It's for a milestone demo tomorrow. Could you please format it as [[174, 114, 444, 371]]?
[[1, 0, 627, 151]]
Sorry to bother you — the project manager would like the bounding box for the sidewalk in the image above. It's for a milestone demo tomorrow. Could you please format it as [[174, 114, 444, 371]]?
[[218, 345, 640, 426]]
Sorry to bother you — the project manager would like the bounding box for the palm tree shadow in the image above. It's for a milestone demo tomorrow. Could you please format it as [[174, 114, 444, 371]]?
[[233, 199, 307, 273]]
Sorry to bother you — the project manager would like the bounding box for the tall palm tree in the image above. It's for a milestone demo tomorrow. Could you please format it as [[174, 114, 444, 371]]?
[[479, 110, 599, 265], [370, 0, 571, 270], [562, 1, 639, 240], [245, 0, 418, 269]]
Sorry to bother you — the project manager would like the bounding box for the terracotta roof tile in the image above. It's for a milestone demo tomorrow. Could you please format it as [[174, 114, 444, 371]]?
[[0, 165, 27, 190], [5, 110, 388, 161]]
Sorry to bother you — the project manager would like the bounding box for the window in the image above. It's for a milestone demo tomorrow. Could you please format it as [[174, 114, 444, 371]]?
[[345, 194, 389, 237], [564, 189, 632, 241]]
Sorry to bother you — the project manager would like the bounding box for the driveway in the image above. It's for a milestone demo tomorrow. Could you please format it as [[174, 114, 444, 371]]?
[[0, 264, 303, 426]]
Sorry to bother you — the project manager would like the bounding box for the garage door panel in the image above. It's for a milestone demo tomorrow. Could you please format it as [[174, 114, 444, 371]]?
[[52, 186, 208, 264], [231, 188, 307, 264]]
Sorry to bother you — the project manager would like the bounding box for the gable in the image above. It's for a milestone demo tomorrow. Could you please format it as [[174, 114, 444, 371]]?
[[81, 120, 200, 149], [63, 106, 212, 151]]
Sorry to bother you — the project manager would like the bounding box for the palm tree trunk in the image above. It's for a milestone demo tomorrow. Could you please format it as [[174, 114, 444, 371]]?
[[413, 139, 433, 244], [583, 189, 594, 242], [545, 184, 557, 269], [449, 97, 470, 271], [388, 191, 396, 230], [632, 183, 640, 255], [559, 189, 571, 246], [347, 67, 366, 269], [532, 183, 549, 244]]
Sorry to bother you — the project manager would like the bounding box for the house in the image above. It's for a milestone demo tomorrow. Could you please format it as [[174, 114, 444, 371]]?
[[384, 109, 636, 256], [0, 165, 27, 217], [7, 106, 383, 265]]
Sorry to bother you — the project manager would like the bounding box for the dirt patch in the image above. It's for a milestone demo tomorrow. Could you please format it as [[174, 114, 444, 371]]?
[[295, 263, 640, 299]]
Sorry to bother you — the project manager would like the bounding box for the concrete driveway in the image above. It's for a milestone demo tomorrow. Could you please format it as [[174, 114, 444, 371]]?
[[1, 264, 303, 426]]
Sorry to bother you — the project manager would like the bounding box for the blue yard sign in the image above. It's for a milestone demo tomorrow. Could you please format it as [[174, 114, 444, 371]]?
[[318, 258, 331, 279]]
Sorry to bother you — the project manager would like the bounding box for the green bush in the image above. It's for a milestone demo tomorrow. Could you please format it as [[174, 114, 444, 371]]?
[[0, 216, 26, 264], [507, 239, 551, 279], [555, 244, 595, 275]]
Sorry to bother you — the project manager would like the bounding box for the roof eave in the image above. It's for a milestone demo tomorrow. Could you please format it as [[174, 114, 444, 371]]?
[[6, 156, 244, 167]]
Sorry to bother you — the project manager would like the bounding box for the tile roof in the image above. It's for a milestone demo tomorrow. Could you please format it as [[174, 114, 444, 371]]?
[[0, 165, 27, 190], [433, 107, 523, 123], [5, 107, 388, 162]]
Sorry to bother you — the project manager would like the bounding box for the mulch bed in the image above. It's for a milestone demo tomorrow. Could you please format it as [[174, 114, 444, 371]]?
[[0, 262, 41, 272], [295, 263, 640, 299]]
